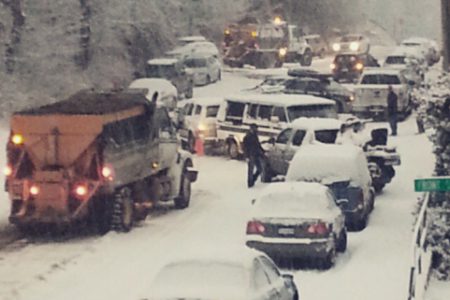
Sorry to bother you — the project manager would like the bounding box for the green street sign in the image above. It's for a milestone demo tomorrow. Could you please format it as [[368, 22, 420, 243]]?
[[415, 177, 450, 192]]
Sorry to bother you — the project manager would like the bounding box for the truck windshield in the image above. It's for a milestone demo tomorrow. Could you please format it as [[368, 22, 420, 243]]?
[[184, 58, 207, 68], [385, 56, 406, 64], [146, 65, 176, 78], [287, 104, 337, 121]]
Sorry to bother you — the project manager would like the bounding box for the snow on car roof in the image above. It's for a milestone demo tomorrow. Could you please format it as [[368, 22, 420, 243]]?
[[147, 58, 178, 65], [361, 68, 402, 76], [401, 37, 429, 45], [178, 35, 206, 42], [129, 78, 177, 100], [253, 182, 335, 220], [286, 144, 369, 186], [226, 93, 335, 107], [388, 46, 421, 57], [290, 117, 342, 130]]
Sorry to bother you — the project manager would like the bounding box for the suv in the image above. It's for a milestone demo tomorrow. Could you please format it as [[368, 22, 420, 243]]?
[[331, 53, 379, 83], [286, 144, 375, 231], [216, 93, 337, 159], [177, 97, 223, 153], [146, 58, 194, 99]]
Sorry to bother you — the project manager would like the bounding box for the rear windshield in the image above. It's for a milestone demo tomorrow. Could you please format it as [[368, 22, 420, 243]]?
[[285, 79, 307, 91], [360, 74, 401, 85], [315, 129, 339, 144], [287, 104, 337, 121], [185, 58, 207, 68], [206, 105, 220, 118], [146, 64, 176, 78], [385, 56, 406, 64]]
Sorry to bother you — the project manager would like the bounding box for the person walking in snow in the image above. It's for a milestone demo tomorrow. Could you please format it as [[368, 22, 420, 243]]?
[[387, 85, 398, 136], [242, 123, 265, 188]]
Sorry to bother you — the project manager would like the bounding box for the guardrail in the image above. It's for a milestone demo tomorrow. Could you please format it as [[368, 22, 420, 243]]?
[[408, 192, 433, 300]]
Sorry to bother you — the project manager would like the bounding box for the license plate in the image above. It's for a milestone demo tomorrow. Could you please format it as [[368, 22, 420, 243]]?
[[278, 227, 295, 235]]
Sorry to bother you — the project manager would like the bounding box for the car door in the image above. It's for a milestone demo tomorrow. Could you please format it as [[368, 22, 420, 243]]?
[[266, 128, 293, 176], [281, 129, 307, 174], [251, 259, 281, 300], [156, 107, 178, 170], [258, 256, 294, 300]]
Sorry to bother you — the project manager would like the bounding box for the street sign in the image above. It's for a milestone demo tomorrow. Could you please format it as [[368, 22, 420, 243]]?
[[415, 177, 450, 192]]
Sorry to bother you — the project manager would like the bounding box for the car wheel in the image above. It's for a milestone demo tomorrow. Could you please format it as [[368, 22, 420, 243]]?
[[353, 214, 368, 231], [319, 248, 336, 269], [373, 182, 385, 193], [336, 229, 347, 252], [228, 141, 240, 160], [206, 75, 211, 85], [174, 164, 191, 209], [111, 187, 135, 232], [187, 132, 196, 153]]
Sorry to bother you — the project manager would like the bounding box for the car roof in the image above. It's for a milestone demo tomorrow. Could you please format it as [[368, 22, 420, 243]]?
[[147, 58, 179, 65], [179, 96, 223, 106], [258, 181, 328, 199], [178, 35, 206, 42], [225, 93, 335, 107], [290, 117, 342, 130], [184, 53, 214, 59], [401, 37, 429, 45], [388, 46, 420, 57]]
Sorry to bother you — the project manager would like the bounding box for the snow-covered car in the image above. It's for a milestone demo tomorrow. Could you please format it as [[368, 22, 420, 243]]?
[[286, 144, 375, 230], [331, 53, 380, 83], [400, 37, 440, 66], [129, 78, 178, 110], [383, 47, 426, 85], [177, 96, 223, 153], [147, 249, 299, 300], [246, 182, 347, 268], [304, 34, 329, 57], [250, 74, 291, 94], [353, 68, 412, 119], [332, 34, 370, 54], [146, 58, 194, 99], [168, 40, 220, 60], [262, 117, 343, 180], [184, 54, 221, 86], [216, 93, 337, 159], [177, 35, 207, 46]]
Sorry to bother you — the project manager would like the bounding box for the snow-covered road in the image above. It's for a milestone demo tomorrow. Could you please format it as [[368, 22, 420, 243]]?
[[0, 53, 439, 300]]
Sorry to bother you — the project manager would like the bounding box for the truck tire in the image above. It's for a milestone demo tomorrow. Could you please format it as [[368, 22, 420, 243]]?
[[300, 49, 313, 66], [111, 187, 135, 232], [90, 196, 112, 235], [174, 165, 191, 209], [227, 141, 240, 160]]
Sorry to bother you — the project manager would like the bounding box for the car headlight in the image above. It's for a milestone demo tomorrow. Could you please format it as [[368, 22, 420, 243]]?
[[332, 43, 341, 52], [349, 42, 360, 51], [330, 63, 336, 70], [197, 123, 207, 131], [355, 62, 364, 71], [278, 47, 287, 57]]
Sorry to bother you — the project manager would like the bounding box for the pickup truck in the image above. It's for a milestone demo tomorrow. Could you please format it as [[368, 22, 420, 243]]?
[[352, 68, 412, 119]]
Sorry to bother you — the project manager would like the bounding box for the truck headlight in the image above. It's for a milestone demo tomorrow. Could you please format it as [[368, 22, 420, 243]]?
[[350, 42, 360, 51], [332, 43, 341, 52], [355, 62, 364, 71], [278, 47, 287, 57]]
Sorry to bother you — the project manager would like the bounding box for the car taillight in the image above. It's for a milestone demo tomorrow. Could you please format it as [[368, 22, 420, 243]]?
[[101, 165, 114, 181], [74, 184, 88, 197], [4, 165, 12, 176], [307, 222, 329, 235], [246, 221, 265, 235]]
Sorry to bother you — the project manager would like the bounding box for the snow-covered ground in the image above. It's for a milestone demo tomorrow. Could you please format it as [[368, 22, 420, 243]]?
[[0, 50, 446, 300]]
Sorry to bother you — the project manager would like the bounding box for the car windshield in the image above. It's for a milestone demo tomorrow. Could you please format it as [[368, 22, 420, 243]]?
[[360, 74, 401, 85], [341, 35, 359, 42], [146, 64, 176, 78], [287, 105, 337, 121], [206, 105, 220, 118], [184, 58, 207, 68], [385, 56, 406, 64], [315, 129, 339, 144]]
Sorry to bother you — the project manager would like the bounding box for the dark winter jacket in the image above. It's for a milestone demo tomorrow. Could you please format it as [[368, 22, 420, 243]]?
[[243, 131, 264, 158], [387, 91, 398, 116]]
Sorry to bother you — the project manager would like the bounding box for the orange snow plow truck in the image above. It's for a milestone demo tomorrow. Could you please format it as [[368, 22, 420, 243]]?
[[5, 89, 197, 233]]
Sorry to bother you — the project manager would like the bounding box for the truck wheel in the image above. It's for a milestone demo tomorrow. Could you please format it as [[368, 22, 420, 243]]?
[[174, 165, 191, 209], [228, 141, 240, 160], [300, 49, 313, 66], [336, 229, 347, 252], [111, 187, 135, 232]]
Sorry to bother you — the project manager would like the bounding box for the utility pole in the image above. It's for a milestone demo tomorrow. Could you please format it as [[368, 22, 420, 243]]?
[[442, 0, 450, 71]]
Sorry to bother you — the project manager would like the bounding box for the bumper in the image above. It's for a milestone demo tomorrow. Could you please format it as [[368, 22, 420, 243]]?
[[246, 236, 334, 259]]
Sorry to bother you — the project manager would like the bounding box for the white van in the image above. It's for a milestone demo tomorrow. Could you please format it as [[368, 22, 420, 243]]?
[[216, 93, 337, 159], [178, 97, 223, 153]]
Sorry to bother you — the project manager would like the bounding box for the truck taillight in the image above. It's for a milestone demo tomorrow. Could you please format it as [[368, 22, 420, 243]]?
[[29, 185, 40, 196], [4, 165, 12, 176], [246, 220, 265, 235], [101, 165, 114, 181], [307, 222, 329, 235]]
